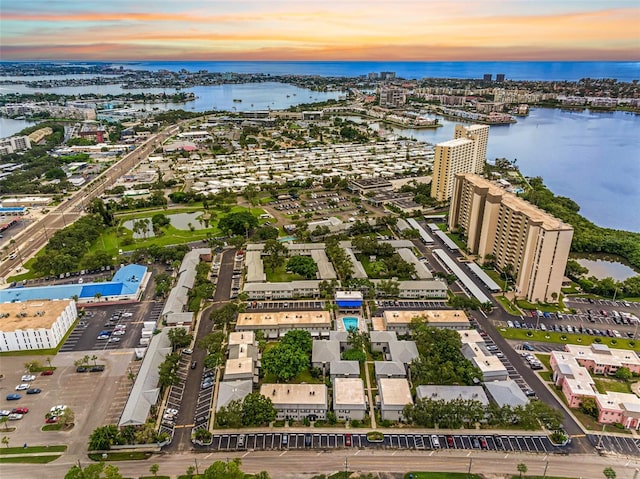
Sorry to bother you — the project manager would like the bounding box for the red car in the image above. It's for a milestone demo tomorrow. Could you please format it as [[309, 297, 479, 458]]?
[[446, 435, 455, 447], [41, 370, 54, 376], [12, 407, 29, 414], [345, 433, 352, 447], [45, 416, 58, 424]]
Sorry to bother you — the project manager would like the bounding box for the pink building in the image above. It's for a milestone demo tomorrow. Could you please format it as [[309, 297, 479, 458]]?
[[564, 343, 640, 375], [550, 349, 640, 430]]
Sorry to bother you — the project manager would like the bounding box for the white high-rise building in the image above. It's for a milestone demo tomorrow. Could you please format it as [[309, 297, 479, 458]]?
[[431, 124, 490, 202]]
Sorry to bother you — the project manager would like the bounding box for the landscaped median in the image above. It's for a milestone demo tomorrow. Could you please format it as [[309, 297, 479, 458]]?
[[498, 327, 636, 350], [0, 444, 67, 464]]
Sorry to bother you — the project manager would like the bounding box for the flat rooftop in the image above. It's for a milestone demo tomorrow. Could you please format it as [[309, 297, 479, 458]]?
[[384, 309, 469, 325], [228, 331, 255, 347], [0, 299, 73, 331], [237, 311, 330, 328], [378, 377, 413, 407], [566, 344, 640, 367], [333, 378, 366, 406], [259, 383, 327, 406], [224, 357, 254, 376], [458, 329, 484, 344]]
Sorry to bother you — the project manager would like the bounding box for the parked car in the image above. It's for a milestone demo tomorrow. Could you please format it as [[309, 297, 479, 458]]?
[[26, 388, 41, 394], [446, 435, 455, 447], [0, 410, 11, 417], [45, 416, 58, 424], [40, 370, 54, 376], [7, 413, 23, 420], [76, 367, 88, 373], [472, 437, 481, 448], [21, 375, 36, 382], [90, 366, 105, 372], [15, 383, 30, 391], [431, 435, 440, 448], [479, 437, 488, 449], [11, 407, 28, 414], [191, 361, 197, 370], [304, 433, 312, 447], [182, 348, 193, 355], [344, 433, 351, 447], [6, 394, 21, 400]]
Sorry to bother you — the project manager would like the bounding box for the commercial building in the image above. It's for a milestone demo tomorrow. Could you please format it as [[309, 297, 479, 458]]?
[[259, 383, 328, 421], [431, 124, 489, 202], [484, 379, 529, 408], [378, 377, 413, 421], [0, 299, 77, 352], [449, 174, 573, 302], [236, 311, 331, 339], [0, 264, 149, 304], [333, 378, 367, 421]]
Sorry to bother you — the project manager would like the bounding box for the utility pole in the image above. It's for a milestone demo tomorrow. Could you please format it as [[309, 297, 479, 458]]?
[[344, 456, 348, 478], [468, 458, 473, 477], [543, 460, 549, 478], [194, 458, 199, 475]]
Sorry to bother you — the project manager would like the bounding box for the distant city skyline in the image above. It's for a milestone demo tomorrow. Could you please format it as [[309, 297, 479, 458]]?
[[1, 0, 638, 61]]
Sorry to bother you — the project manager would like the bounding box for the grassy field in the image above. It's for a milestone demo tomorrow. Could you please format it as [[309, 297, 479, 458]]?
[[496, 295, 521, 315], [498, 327, 636, 350], [265, 264, 305, 283], [594, 378, 632, 394], [0, 445, 66, 455], [0, 455, 61, 463]]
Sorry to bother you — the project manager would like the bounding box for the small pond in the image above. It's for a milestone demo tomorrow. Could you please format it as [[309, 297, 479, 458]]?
[[123, 212, 209, 238], [574, 256, 638, 281]]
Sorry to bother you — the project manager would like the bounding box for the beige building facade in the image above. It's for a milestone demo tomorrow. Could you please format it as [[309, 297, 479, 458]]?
[[431, 123, 490, 202], [449, 174, 573, 302]]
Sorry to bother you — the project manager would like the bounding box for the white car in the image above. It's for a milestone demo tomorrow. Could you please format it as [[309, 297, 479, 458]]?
[[0, 410, 11, 417], [113, 330, 126, 335], [8, 413, 23, 420], [51, 405, 67, 413], [165, 408, 179, 416], [15, 384, 29, 391], [109, 337, 120, 343], [21, 375, 36, 382]]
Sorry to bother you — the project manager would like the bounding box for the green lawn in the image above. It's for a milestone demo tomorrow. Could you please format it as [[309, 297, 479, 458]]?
[[498, 327, 637, 350], [0, 455, 61, 463], [263, 368, 323, 384], [515, 299, 563, 313], [265, 264, 305, 283], [0, 445, 66, 455], [594, 378, 632, 394], [41, 424, 63, 431], [496, 295, 521, 315]]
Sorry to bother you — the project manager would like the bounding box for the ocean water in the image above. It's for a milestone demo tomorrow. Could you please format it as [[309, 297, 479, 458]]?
[[118, 61, 640, 82]]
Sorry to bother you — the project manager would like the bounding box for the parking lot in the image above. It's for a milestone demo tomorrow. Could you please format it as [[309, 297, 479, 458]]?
[[0, 351, 132, 451], [205, 432, 566, 454], [588, 434, 640, 456], [59, 302, 156, 353]]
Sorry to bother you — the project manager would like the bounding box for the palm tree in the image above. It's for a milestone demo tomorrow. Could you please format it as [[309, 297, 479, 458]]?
[[94, 292, 102, 303], [149, 463, 159, 477], [517, 463, 528, 478], [0, 417, 8, 432], [91, 355, 98, 366], [603, 467, 616, 479], [46, 357, 52, 369], [1, 436, 8, 448]]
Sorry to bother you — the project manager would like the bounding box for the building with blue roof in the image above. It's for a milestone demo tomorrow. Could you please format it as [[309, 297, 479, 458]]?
[[0, 264, 149, 304]]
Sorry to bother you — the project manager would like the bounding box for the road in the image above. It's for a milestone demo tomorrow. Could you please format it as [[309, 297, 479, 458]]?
[[1, 448, 637, 479], [0, 122, 183, 281], [167, 248, 236, 451]]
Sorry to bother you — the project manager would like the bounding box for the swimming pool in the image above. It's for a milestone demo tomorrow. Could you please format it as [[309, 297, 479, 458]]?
[[342, 316, 359, 331], [278, 236, 297, 242]]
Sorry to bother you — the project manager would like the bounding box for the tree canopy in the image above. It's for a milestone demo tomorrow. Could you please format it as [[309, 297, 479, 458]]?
[[262, 330, 312, 381], [218, 211, 258, 236]]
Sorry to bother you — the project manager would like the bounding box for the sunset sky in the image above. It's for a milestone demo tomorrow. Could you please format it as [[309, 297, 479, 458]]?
[[1, 0, 639, 61]]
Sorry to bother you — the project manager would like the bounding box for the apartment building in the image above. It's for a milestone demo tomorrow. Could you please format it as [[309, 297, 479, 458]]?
[[378, 309, 469, 334], [378, 377, 413, 421], [0, 135, 31, 155], [379, 88, 406, 108], [0, 300, 77, 351], [431, 124, 489, 202], [459, 329, 508, 381], [259, 383, 328, 421], [333, 377, 367, 421], [236, 311, 331, 339], [454, 124, 489, 174], [449, 174, 573, 302]]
